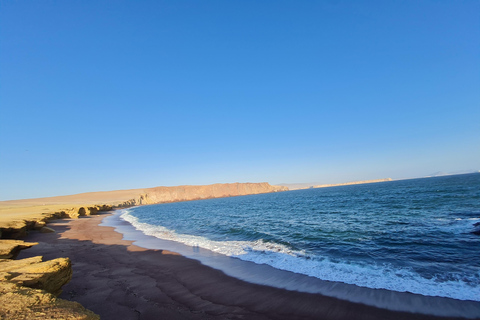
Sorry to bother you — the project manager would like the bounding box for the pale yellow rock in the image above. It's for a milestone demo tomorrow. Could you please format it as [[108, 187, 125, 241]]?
[[0, 240, 38, 259], [40, 226, 55, 233], [34, 221, 46, 230], [0, 281, 99, 319], [0, 256, 99, 319], [7, 257, 72, 296], [0, 256, 44, 273]]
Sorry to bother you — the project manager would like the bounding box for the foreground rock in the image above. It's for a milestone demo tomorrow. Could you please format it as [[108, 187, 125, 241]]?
[[0, 281, 99, 320], [0, 240, 38, 259], [40, 226, 55, 233], [0, 256, 99, 319], [0, 256, 72, 296]]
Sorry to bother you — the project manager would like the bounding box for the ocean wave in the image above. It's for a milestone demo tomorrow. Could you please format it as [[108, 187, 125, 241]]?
[[120, 210, 480, 302], [433, 217, 480, 234]]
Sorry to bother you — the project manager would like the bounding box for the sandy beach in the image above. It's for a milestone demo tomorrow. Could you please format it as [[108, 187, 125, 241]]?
[[15, 212, 470, 320]]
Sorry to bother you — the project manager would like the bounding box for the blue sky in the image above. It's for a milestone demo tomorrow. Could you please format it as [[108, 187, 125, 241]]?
[[1, 1, 479, 200]]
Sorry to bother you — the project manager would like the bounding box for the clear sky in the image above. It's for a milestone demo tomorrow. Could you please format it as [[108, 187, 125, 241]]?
[[1, 1, 479, 200]]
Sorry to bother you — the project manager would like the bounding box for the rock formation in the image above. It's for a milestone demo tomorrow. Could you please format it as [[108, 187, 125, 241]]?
[[0, 205, 113, 239], [0, 242, 99, 319], [0, 281, 99, 320], [0, 256, 72, 296], [128, 182, 288, 206], [0, 240, 38, 259]]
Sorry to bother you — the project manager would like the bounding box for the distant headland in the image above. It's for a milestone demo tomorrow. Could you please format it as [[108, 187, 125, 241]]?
[[280, 178, 393, 190]]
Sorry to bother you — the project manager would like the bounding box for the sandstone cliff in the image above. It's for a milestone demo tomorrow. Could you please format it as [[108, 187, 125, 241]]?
[[131, 182, 288, 206]]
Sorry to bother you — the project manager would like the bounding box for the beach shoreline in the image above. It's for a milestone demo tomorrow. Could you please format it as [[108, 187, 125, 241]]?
[[16, 212, 476, 320]]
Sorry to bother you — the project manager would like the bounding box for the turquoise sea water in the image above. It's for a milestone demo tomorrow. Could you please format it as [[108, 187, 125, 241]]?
[[120, 173, 480, 301]]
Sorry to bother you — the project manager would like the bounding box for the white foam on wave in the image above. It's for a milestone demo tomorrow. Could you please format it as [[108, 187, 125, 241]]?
[[120, 210, 300, 257], [121, 210, 480, 302], [434, 217, 480, 234]]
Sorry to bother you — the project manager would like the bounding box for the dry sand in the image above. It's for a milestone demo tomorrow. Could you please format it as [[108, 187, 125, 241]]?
[[17, 213, 465, 320]]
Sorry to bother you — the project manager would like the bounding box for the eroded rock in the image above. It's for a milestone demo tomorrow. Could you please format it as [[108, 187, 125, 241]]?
[[0, 281, 99, 320], [0, 255, 99, 319], [34, 221, 46, 230], [40, 226, 55, 233], [0, 240, 38, 259], [0, 220, 29, 239], [4, 257, 72, 296]]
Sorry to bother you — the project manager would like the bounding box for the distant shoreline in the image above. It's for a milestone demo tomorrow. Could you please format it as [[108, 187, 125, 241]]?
[[280, 178, 393, 190], [280, 171, 480, 190]]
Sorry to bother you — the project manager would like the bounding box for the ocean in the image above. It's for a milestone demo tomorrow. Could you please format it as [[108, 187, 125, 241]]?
[[112, 173, 480, 304]]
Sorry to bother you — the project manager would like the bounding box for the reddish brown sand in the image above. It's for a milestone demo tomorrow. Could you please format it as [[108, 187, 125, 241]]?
[[18, 213, 465, 320]]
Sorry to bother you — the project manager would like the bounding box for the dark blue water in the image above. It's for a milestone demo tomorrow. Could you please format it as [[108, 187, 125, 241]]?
[[121, 173, 480, 301]]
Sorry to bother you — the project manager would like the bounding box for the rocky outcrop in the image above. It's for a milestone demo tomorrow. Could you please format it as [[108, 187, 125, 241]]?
[[0, 240, 38, 259], [0, 220, 43, 239], [0, 205, 113, 239], [62, 205, 114, 219], [0, 247, 99, 319], [0, 256, 72, 296], [0, 279, 99, 319], [40, 227, 55, 233]]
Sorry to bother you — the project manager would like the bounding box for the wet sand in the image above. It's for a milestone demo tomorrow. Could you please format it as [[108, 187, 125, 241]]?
[[18, 213, 471, 320]]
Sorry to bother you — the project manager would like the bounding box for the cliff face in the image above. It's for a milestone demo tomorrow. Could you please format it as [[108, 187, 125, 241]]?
[[132, 182, 288, 205]]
